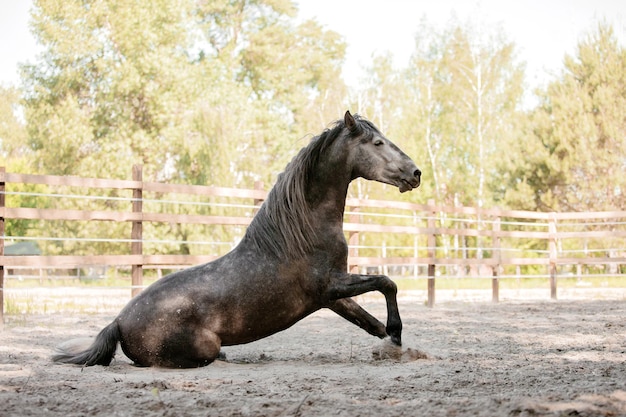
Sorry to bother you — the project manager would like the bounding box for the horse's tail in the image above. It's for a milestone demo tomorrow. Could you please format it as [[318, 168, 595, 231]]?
[[52, 321, 120, 366]]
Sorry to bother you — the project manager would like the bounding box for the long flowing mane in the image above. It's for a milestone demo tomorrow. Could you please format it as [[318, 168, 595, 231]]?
[[244, 118, 352, 259]]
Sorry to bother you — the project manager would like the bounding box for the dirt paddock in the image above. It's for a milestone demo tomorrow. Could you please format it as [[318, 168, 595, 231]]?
[[1, 295, 625, 416]]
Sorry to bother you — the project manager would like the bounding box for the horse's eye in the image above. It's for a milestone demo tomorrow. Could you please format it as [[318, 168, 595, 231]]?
[[374, 139, 384, 146]]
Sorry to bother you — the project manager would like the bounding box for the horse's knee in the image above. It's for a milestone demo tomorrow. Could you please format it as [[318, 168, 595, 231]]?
[[192, 329, 222, 365], [381, 276, 398, 295], [149, 328, 222, 368]]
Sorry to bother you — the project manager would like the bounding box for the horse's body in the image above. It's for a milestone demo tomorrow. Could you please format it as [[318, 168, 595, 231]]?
[[53, 111, 421, 368]]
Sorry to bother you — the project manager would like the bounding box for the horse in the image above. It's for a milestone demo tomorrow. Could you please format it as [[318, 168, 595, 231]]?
[[52, 111, 421, 368]]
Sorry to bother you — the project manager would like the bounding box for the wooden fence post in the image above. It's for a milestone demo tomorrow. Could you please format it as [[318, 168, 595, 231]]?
[[348, 207, 360, 274], [131, 165, 143, 298], [427, 199, 436, 308], [0, 167, 5, 325], [492, 216, 501, 303], [548, 214, 558, 299]]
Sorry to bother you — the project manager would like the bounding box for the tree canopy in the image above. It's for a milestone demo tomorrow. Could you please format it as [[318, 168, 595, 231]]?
[[502, 24, 626, 212], [3, 2, 625, 217], [20, 0, 346, 188]]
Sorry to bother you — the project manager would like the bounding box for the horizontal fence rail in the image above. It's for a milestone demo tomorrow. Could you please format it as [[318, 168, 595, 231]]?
[[1, 166, 626, 319]]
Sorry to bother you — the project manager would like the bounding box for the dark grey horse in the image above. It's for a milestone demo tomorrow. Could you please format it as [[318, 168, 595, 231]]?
[[53, 111, 421, 368]]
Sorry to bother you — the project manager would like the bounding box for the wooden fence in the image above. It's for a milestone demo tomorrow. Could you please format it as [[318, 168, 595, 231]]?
[[1, 166, 626, 320]]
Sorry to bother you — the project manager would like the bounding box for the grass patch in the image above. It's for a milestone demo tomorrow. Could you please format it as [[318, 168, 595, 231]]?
[[4, 293, 38, 315], [4, 276, 160, 289], [2, 274, 624, 315]]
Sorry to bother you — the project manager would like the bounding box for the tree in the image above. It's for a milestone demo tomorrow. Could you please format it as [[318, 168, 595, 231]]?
[[21, 0, 347, 256], [399, 20, 525, 209], [389, 20, 525, 266], [0, 86, 41, 241], [0, 86, 29, 169], [23, 0, 197, 180], [505, 23, 626, 212], [23, 0, 347, 185]]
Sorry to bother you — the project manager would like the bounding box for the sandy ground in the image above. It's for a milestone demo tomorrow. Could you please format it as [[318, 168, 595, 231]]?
[[1, 295, 625, 416]]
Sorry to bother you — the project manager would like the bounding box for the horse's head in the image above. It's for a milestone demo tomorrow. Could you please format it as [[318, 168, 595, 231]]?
[[344, 111, 421, 193]]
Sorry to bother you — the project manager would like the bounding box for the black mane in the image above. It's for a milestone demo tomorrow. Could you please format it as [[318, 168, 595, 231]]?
[[244, 117, 358, 259]]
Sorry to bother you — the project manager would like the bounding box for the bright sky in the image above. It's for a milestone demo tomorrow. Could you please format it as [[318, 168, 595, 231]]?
[[296, 0, 626, 89], [1, 0, 625, 90]]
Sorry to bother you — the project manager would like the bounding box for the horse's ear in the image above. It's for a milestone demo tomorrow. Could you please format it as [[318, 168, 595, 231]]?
[[344, 110, 357, 132]]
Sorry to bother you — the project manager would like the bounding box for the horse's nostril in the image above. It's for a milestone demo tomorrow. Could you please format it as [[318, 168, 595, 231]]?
[[414, 169, 421, 178]]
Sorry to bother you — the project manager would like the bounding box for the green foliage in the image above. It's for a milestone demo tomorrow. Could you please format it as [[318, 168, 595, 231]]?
[[15, 0, 348, 256], [0, 86, 41, 239], [23, 0, 346, 184], [505, 23, 626, 212], [399, 20, 525, 209], [0, 86, 30, 168], [6, 4, 626, 261]]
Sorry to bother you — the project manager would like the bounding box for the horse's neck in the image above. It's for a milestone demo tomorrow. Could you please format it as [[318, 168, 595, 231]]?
[[305, 140, 353, 225], [307, 178, 350, 227]]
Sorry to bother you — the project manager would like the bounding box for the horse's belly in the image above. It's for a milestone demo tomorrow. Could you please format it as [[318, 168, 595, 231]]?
[[217, 298, 316, 346]]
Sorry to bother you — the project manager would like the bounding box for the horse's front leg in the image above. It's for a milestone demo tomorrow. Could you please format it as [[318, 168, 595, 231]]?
[[326, 298, 387, 339], [325, 273, 402, 345]]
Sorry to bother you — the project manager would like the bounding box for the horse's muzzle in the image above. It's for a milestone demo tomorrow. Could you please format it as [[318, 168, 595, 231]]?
[[399, 168, 421, 193]]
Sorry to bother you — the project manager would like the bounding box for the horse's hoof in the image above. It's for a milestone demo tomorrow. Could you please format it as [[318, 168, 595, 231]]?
[[386, 323, 402, 346], [390, 334, 402, 346], [386, 329, 401, 346]]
